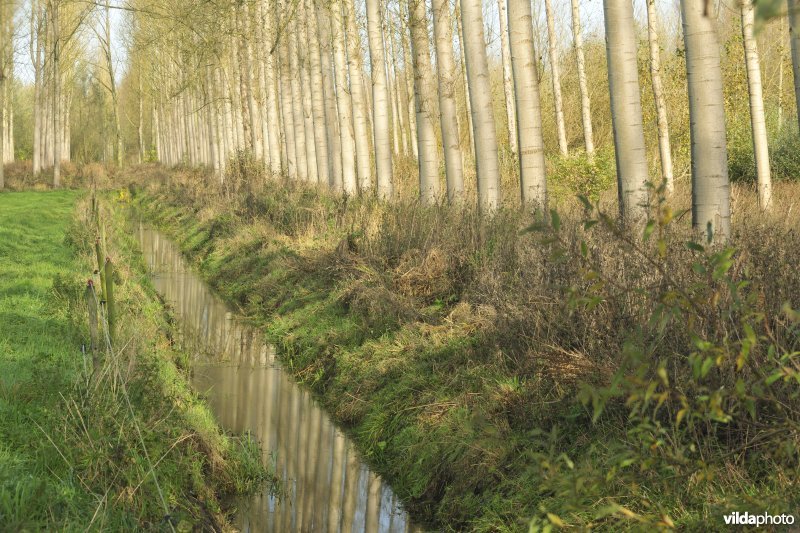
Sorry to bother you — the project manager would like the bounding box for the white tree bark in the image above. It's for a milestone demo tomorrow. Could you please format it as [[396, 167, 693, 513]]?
[[305, 0, 331, 187], [389, 27, 410, 155], [316, 0, 343, 189], [400, 29, 419, 160], [496, 0, 517, 156], [260, 0, 283, 174], [344, 0, 373, 193], [366, 0, 394, 198], [544, 0, 568, 156], [432, 0, 464, 202], [296, 6, 319, 183], [331, 0, 358, 194], [570, 0, 594, 158], [288, 12, 309, 181], [645, 0, 673, 192], [408, 0, 441, 203], [508, 0, 547, 208], [278, 8, 298, 179], [680, 0, 730, 240], [740, 0, 772, 210], [603, 0, 649, 223], [461, 0, 501, 210]]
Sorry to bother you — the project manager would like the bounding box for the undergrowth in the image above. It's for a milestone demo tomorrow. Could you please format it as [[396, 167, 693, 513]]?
[[131, 164, 800, 532]]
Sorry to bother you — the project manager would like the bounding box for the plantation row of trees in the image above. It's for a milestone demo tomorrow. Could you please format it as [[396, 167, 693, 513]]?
[[124, 0, 788, 240], [0, 0, 797, 238]]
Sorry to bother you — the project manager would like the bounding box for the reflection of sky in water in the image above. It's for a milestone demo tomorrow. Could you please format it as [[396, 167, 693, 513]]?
[[137, 225, 415, 532]]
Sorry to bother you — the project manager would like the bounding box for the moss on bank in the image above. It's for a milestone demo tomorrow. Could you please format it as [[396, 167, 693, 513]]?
[[132, 172, 800, 532], [0, 190, 268, 530]]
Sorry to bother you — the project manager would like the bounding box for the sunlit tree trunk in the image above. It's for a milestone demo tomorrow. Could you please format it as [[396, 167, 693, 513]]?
[[306, 0, 331, 186], [645, 0, 673, 192], [389, 27, 410, 155], [571, 0, 594, 158], [288, 13, 309, 181], [261, 0, 283, 174], [496, 0, 517, 156], [408, 0, 441, 203], [242, 4, 263, 161], [740, 0, 772, 210], [344, 0, 373, 193], [544, 0, 568, 156], [331, 0, 358, 194], [317, 0, 343, 189], [789, 0, 800, 133], [31, 0, 42, 175], [455, 0, 474, 161], [296, 6, 319, 183], [432, 0, 464, 202], [680, 0, 730, 240], [278, 0, 298, 179], [508, 0, 547, 208], [53, 2, 62, 188], [388, 42, 402, 156], [366, 0, 394, 198], [137, 72, 145, 163], [604, 0, 649, 223], [461, 0, 500, 210], [400, 28, 419, 160]]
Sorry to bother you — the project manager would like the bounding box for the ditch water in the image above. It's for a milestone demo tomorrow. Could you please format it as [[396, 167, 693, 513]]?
[[136, 225, 416, 532]]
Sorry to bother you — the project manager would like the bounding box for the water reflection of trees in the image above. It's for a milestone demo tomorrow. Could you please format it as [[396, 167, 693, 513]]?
[[138, 226, 413, 532]]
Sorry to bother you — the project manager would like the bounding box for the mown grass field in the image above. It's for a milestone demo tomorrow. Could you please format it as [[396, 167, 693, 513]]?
[[0, 190, 267, 530], [0, 191, 89, 527]]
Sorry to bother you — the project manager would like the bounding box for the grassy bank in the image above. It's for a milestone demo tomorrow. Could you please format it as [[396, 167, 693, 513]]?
[[133, 168, 800, 532], [0, 190, 268, 530]]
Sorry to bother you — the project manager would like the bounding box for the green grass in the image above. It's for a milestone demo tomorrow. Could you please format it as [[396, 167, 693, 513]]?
[[0, 191, 90, 528], [0, 190, 269, 530]]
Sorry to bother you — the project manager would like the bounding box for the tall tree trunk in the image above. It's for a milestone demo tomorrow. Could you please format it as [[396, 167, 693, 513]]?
[[32, 1, 42, 175], [317, 0, 343, 189], [496, 0, 517, 156], [388, 42, 402, 156], [288, 14, 309, 181], [461, 0, 501, 210], [455, 0, 474, 161], [296, 7, 319, 183], [261, 0, 283, 174], [740, 0, 772, 210], [242, 4, 263, 161], [544, 0, 568, 156], [138, 71, 145, 164], [408, 0, 441, 203], [789, 0, 800, 133], [344, 0, 373, 193], [680, 0, 730, 240], [400, 28, 419, 161], [508, 0, 547, 208], [278, 0, 298, 179], [604, 0, 649, 223], [645, 0, 673, 192], [366, 0, 394, 198], [570, 0, 595, 157], [305, 0, 331, 187], [331, 0, 358, 194], [432, 0, 465, 202], [389, 27, 410, 155], [53, 2, 61, 188]]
